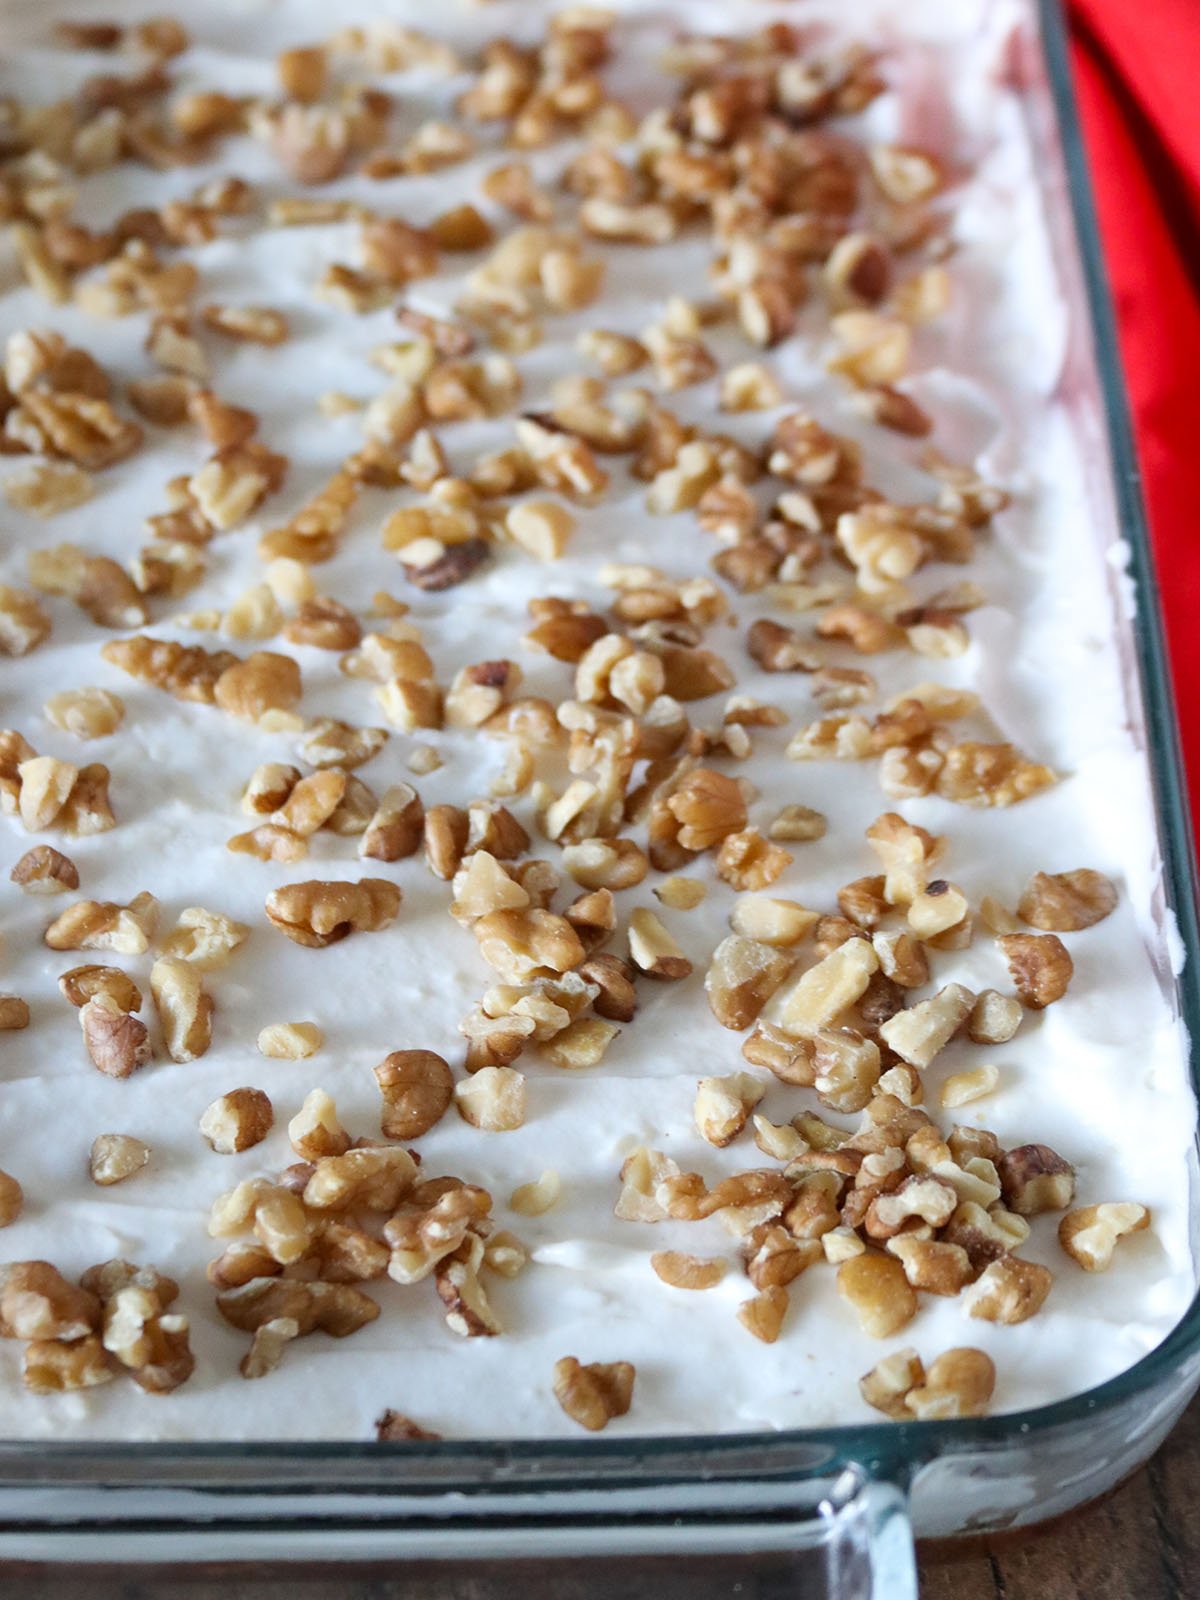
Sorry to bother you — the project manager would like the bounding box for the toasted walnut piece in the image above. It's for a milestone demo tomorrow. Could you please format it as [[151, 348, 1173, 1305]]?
[[736, 1286, 789, 1344], [1059, 1203, 1151, 1271], [742, 1022, 815, 1087], [228, 822, 306, 862], [0, 1169, 21, 1227], [435, 1245, 501, 1339], [963, 1257, 1054, 1324], [878, 983, 973, 1070], [375, 1410, 442, 1442], [860, 1347, 926, 1417], [705, 935, 794, 1031], [716, 829, 793, 892], [651, 1251, 726, 1291], [553, 1356, 635, 1432], [23, 1334, 114, 1394], [0, 1262, 100, 1341], [935, 741, 1056, 808], [814, 1028, 882, 1114], [562, 837, 649, 892], [654, 875, 707, 911], [614, 1147, 679, 1224], [0, 585, 52, 655], [265, 878, 401, 947], [455, 1066, 527, 1131], [424, 805, 469, 880], [731, 896, 817, 948], [269, 770, 346, 838], [16, 755, 77, 831], [666, 766, 747, 850], [906, 1349, 995, 1421], [10, 844, 78, 896], [769, 804, 827, 843], [998, 1144, 1076, 1216], [253, 1021, 322, 1062], [579, 954, 638, 1023], [628, 906, 692, 980], [207, 1243, 282, 1292], [240, 1316, 302, 1380], [79, 992, 151, 1078], [375, 1050, 454, 1140], [871, 930, 929, 990], [837, 1253, 918, 1338], [58, 965, 141, 1012], [694, 1072, 766, 1148], [968, 989, 1021, 1046], [304, 1147, 417, 1216], [506, 498, 575, 561], [214, 651, 302, 724], [510, 1170, 562, 1218], [882, 1236, 973, 1297], [288, 1089, 350, 1162], [778, 937, 879, 1038], [217, 1276, 379, 1337], [150, 956, 213, 1063], [997, 933, 1073, 1010], [200, 1088, 274, 1155], [159, 906, 248, 970], [1018, 869, 1118, 931], [542, 1017, 621, 1070], [940, 1065, 1000, 1111], [360, 784, 424, 861], [89, 1134, 150, 1186], [0, 992, 28, 1030], [44, 687, 125, 742]]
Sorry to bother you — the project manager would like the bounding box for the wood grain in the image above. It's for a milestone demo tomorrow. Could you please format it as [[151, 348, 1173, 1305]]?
[[2, 1396, 1198, 1598]]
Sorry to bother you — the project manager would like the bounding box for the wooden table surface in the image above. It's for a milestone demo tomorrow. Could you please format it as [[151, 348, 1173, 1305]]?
[[5, 1393, 1198, 1599]]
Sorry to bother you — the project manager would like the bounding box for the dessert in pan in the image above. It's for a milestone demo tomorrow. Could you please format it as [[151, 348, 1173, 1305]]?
[[0, 0, 1192, 1442]]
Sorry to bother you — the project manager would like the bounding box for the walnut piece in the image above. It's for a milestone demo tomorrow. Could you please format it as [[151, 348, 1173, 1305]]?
[[200, 1088, 274, 1154], [265, 878, 402, 946], [1018, 869, 1117, 931], [552, 1356, 635, 1431], [1059, 1202, 1151, 1271], [375, 1050, 454, 1139], [89, 1134, 150, 1186], [997, 933, 1073, 1009]]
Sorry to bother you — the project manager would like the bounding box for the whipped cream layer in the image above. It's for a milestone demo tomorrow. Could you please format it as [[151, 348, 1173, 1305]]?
[[0, 0, 1194, 1440]]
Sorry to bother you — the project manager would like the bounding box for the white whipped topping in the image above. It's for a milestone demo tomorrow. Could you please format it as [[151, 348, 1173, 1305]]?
[[0, 0, 1194, 1440]]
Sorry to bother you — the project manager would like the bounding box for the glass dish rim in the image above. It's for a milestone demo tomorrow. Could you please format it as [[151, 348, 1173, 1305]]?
[[4, 0, 1199, 1481]]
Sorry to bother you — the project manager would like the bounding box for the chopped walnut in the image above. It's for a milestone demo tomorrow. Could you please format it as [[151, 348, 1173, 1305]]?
[[265, 878, 401, 947], [778, 937, 879, 1037], [288, 1089, 350, 1162], [89, 1134, 150, 1186], [705, 935, 795, 1030], [553, 1356, 635, 1431], [651, 1251, 726, 1290], [455, 1066, 527, 1131], [10, 844, 79, 895], [877, 983, 973, 1069], [0, 585, 52, 656], [836, 1253, 917, 1338], [694, 1072, 766, 1147], [860, 1348, 926, 1418], [199, 1088, 274, 1154], [964, 1256, 1053, 1324], [375, 1050, 454, 1139], [1059, 1202, 1151, 1271], [736, 1285, 789, 1344], [628, 906, 692, 980], [0, 1261, 100, 1342], [906, 1348, 995, 1421], [150, 957, 213, 1062], [79, 992, 151, 1078], [997, 933, 1073, 1009], [1018, 869, 1118, 931], [998, 1144, 1076, 1216]]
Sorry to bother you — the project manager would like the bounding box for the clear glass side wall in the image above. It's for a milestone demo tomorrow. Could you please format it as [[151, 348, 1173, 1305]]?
[[0, 0, 1198, 1524]]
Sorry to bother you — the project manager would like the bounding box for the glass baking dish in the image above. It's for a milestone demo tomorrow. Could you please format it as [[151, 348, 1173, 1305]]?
[[2, 0, 1198, 1593]]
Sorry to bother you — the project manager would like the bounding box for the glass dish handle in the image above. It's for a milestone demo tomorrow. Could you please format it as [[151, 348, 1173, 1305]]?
[[849, 1474, 919, 1600]]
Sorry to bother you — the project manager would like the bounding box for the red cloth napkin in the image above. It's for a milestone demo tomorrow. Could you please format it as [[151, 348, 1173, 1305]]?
[[1068, 0, 1200, 816]]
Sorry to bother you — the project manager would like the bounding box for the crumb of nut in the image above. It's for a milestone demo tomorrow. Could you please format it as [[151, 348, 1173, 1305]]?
[[654, 876, 706, 911], [89, 1134, 150, 1186], [705, 935, 795, 1031], [257, 1021, 323, 1059], [199, 1088, 274, 1155], [940, 1065, 999, 1110], [997, 933, 1073, 1009], [906, 1349, 995, 1420], [963, 1257, 1053, 1324], [967, 989, 1021, 1045], [541, 1017, 620, 1070], [150, 957, 213, 1063], [997, 1144, 1076, 1216], [736, 1286, 789, 1344], [265, 878, 402, 947], [375, 1050, 454, 1139], [552, 1356, 635, 1432], [0, 1170, 23, 1226], [837, 1253, 918, 1338], [628, 907, 692, 980], [730, 895, 817, 947], [240, 1315, 302, 1380], [778, 936, 879, 1037], [288, 1089, 351, 1162], [510, 1170, 561, 1217], [79, 992, 151, 1077], [375, 1409, 442, 1442], [454, 1066, 526, 1131], [650, 1251, 726, 1291], [0, 995, 31, 1032], [1059, 1202, 1151, 1272], [1018, 869, 1118, 932], [0, 584, 52, 656]]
